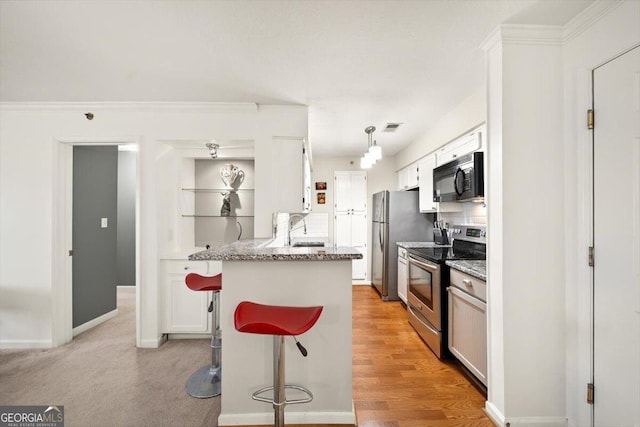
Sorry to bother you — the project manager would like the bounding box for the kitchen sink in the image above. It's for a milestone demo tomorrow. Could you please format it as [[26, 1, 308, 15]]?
[[292, 241, 325, 247]]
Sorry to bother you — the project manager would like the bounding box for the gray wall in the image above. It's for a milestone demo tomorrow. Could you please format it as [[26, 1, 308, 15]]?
[[117, 151, 136, 285], [194, 159, 255, 246], [72, 146, 118, 328]]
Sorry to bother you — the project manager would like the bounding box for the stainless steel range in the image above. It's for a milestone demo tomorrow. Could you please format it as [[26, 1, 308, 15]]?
[[406, 224, 486, 358]]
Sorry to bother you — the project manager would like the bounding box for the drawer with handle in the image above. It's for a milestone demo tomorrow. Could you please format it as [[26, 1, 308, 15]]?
[[449, 268, 486, 302], [398, 247, 407, 259]]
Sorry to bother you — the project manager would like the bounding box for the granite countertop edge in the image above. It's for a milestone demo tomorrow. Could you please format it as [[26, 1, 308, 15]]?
[[188, 238, 363, 261], [445, 260, 487, 281]]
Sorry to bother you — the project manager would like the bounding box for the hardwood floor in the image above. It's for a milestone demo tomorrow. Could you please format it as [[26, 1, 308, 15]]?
[[243, 286, 493, 427], [352, 286, 493, 427]]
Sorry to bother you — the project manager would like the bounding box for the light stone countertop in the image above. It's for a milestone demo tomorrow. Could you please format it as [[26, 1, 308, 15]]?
[[445, 260, 487, 281], [188, 238, 362, 261]]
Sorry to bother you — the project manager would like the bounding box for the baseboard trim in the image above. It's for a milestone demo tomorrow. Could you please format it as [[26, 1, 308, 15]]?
[[504, 417, 568, 427], [219, 409, 356, 426], [485, 401, 505, 426], [351, 280, 371, 286], [0, 339, 52, 349], [139, 336, 164, 348], [72, 309, 118, 337]]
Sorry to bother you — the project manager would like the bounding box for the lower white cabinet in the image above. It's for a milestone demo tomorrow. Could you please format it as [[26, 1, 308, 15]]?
[[397, 247, 408, 303], [162, 259, 222, 334], [447, 270, 487, 385]]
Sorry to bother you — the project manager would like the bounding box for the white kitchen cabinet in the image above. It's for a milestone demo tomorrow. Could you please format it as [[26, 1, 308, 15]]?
[[397, 247, 408, 303], [447, 269, 487, 385], [435, 128, 482, 166], [398, 162, 419, 190], [272, 137, 312, 213], [418, 154, 462, 213], [334, 171, 367, 280], [162, 259, 222, 334], [418, 154, 437, 213]]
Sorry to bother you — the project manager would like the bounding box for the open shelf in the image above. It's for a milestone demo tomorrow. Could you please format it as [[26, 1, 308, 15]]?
[[182, 188, 254, 193], [182, 215, 254, 218]]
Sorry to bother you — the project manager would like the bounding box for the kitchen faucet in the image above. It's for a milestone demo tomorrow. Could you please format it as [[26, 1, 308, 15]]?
[[288, 213, 307, 245]]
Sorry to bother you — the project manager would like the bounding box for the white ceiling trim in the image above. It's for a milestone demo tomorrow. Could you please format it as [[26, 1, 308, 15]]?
[[0, 102, 258, 114], [563, 0, 624, 43]]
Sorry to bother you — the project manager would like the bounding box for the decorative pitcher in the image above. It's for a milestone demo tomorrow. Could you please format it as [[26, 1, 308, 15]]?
[[220, 164, 240, 187]]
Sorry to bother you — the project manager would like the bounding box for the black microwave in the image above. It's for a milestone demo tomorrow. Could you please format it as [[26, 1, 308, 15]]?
[[433, 152, 484, 202]]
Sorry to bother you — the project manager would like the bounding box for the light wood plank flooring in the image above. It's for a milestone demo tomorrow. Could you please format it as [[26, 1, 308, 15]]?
[[248, 286, 493, 427], [351, 286, 492, 427]]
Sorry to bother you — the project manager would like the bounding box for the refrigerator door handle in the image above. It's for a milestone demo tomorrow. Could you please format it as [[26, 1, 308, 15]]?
[[378, 223, 383, 248]]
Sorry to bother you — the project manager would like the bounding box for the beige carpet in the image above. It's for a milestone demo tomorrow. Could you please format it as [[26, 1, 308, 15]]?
[[0, 287, 220, 427]]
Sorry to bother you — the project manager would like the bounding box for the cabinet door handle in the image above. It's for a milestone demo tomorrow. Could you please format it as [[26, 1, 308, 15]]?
[[463, 279, 473, 287], [184, 266, 189, 271]]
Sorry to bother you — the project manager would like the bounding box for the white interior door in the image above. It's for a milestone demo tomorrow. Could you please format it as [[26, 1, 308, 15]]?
[[592, 45, 640, 427]]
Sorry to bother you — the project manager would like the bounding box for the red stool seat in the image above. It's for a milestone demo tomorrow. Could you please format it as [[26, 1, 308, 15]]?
[[234, 301, 323, 336], [185, 273, 222, 292]]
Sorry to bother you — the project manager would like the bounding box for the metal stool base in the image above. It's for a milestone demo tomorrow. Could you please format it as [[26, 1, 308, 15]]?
[[252, 384, 313, 406], [186, 364, 221, 398]]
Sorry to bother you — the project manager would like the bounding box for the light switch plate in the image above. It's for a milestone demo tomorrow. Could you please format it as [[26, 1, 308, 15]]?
[[101, 218, 108, 228]]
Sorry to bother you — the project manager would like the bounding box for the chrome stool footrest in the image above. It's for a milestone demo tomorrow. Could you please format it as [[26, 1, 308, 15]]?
[[251, 384, 314, 406]]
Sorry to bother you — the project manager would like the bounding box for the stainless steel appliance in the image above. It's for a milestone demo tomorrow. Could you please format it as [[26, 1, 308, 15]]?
[[433, 152, 484, 203], [407, 225, 486, 358], [371, 191, 434, 301]]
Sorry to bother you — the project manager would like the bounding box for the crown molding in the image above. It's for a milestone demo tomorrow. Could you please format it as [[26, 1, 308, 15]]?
[[0, 102, 258, 113], [481, 0, 627, 51], [500, 24, 564, 46], [563, 0, 624, 43], [480, 24, 563, 51]]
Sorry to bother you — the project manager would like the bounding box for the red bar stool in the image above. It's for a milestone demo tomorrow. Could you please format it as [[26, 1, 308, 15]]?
[[184, 272, 222, 398], [234, 301, 323, 427]]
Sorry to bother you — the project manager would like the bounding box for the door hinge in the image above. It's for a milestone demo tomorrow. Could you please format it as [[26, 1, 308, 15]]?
[[68, 250, 73, 256], [587, 109, 594, 130], [587, 383, 594, 405], [588, 246, 594, 267]]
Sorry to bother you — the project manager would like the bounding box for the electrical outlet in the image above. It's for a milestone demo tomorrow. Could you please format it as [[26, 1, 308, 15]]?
[[101, 218, 108, 228]]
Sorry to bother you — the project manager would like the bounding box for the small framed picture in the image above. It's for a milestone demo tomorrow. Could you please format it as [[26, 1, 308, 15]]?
[[315, 182, 327, 191], [317, 192, 326, 204]]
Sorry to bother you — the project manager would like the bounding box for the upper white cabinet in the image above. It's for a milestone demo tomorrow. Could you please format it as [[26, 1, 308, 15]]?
[[272, 137, 312, 213], [435, 129, 482, 166], [398, 162, 419, 190], [335, 171, 367, 212], [418, 154, 437, 213]]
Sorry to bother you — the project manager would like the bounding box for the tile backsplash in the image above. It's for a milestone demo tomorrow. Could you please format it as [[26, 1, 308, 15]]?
[[272, 212, 330, 245], [439, 202, 487, 227]]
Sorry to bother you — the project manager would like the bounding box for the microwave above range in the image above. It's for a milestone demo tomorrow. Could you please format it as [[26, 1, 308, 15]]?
[[433, 151, 484, 203]]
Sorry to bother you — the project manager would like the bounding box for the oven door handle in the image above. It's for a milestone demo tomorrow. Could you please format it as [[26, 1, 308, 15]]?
[[408, 255, 439, 273]]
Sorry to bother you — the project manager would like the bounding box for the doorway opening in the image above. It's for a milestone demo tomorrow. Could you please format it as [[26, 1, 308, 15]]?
[[52, 137, 141, 348]]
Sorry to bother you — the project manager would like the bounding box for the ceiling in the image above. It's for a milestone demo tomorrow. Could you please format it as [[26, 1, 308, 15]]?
[[0, 0, 592, 157]]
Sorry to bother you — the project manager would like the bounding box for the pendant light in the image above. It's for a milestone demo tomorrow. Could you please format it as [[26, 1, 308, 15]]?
[[361, 125, 380, 169]]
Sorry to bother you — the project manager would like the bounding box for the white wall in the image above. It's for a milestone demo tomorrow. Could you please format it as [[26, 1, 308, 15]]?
[[562, 2, 640, 426], [0, 103, 307, 349], [395, 86, 486, 170], [484, 25, 567, 425], [312, 155, 397, 281], [483, 1, 640, 426]]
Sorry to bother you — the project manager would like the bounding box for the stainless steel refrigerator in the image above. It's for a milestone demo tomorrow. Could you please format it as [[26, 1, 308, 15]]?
[[371, 190, 434, 301]]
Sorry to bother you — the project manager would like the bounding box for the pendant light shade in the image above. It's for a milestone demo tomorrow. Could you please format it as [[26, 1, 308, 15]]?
[[368, 142, 382, 161], [361, 126, 381, 169]]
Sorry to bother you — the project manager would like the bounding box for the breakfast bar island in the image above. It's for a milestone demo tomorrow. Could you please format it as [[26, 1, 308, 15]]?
[[189, 239, 362, 426]]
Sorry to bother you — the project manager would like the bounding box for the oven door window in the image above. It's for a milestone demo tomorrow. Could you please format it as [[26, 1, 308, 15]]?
[[409, 259, 434, 309]]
